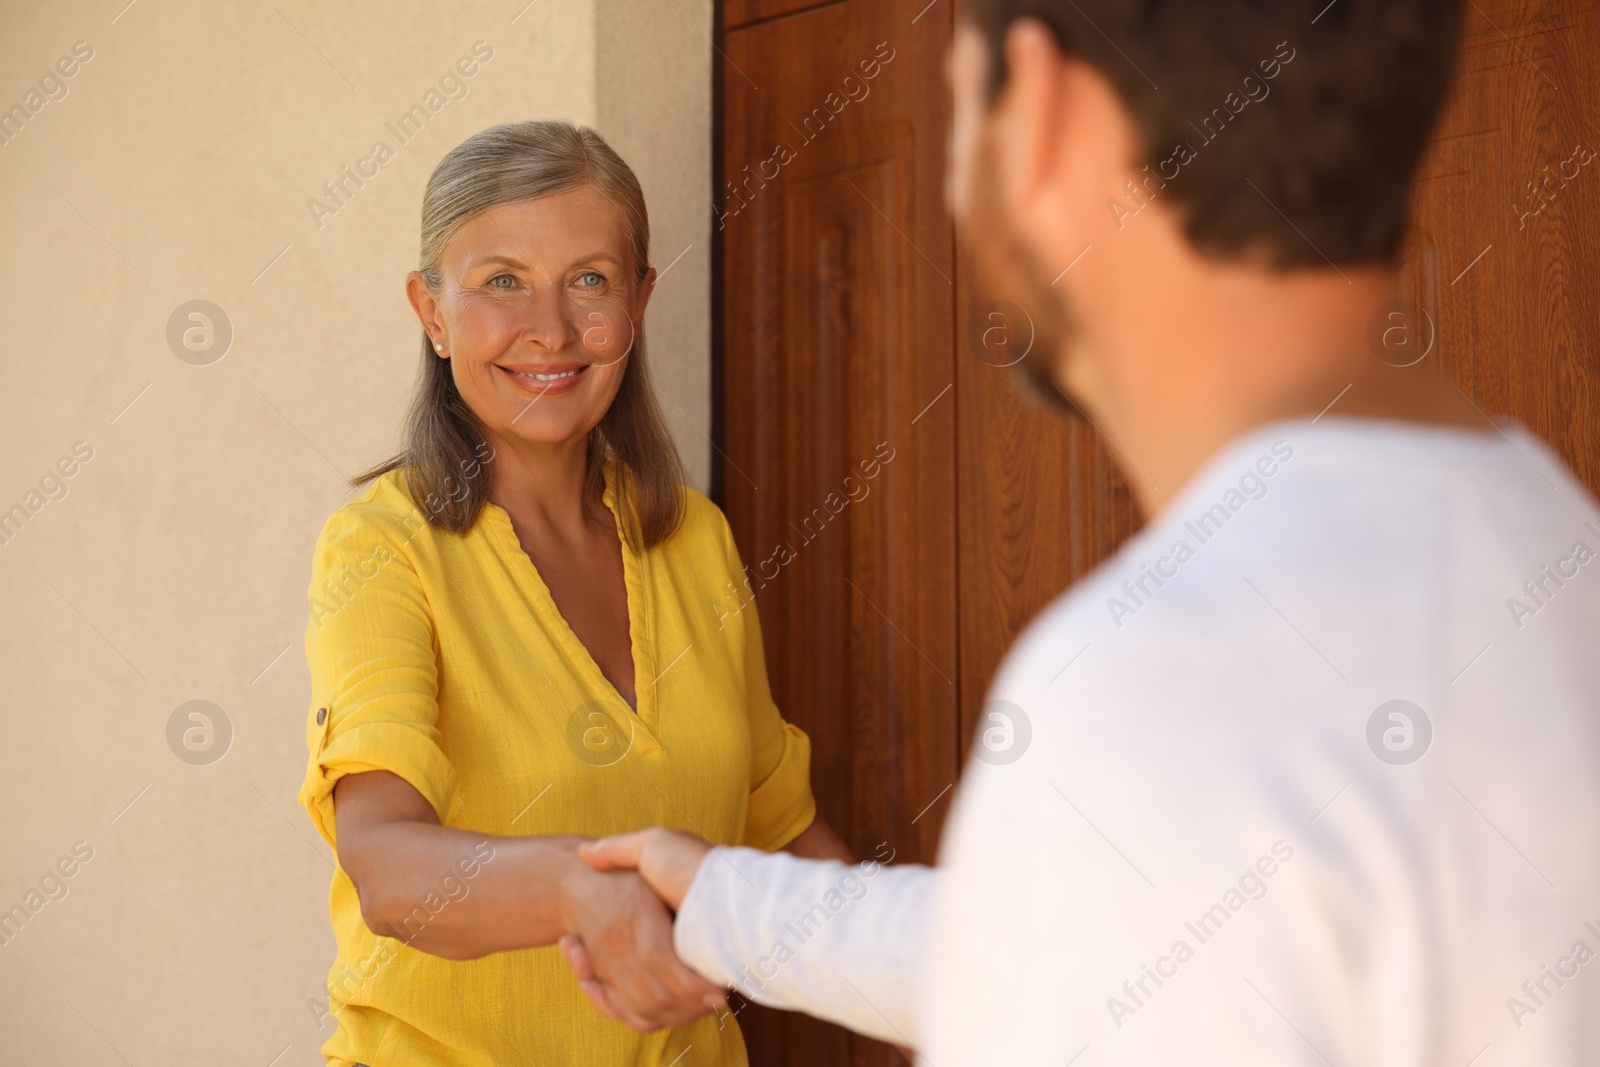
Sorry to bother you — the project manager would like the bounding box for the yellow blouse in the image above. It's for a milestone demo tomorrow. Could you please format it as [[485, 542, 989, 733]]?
[[297, 463, 817, 1067]]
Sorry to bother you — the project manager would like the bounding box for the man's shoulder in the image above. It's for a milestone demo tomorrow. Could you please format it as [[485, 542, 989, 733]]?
[[992, 417, 1600, 704], [938, 420, 1600, 1065]]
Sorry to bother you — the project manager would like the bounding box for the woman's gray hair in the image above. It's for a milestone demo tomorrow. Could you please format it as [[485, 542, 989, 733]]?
[[419, 120, 651, 289], [357, 119, 686, 547]]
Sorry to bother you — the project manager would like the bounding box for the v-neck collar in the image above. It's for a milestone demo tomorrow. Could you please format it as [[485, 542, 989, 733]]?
[[479, 460, 663, 754]]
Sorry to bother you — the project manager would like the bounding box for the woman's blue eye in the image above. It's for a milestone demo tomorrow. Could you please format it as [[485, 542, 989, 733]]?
[[489, 274, 516, 289], [576, 271, 605, 288]]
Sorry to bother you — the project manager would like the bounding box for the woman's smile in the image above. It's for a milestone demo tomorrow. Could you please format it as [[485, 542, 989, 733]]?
[[497, 360, 592, 396]]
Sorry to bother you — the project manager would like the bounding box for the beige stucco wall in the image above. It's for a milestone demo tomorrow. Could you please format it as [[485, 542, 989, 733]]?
[[0, 1, 711, 1061]]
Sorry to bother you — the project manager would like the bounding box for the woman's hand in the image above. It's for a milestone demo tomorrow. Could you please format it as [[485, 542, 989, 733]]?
[[555, 857, 725, 1032], [559, 828, 719, 1028]]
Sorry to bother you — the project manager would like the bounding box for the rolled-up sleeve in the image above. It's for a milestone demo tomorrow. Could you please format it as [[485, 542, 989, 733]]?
[[297, 505, 457, 848], [717, 515, 818, 852], [745, 717, 817, 852]]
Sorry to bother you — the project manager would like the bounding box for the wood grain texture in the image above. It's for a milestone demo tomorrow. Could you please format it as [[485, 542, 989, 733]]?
[[721, 0, 850, 32], [718, 1, 957, 1062], [1411, 1, 1600, 494], [951, 266, 1143, 748]]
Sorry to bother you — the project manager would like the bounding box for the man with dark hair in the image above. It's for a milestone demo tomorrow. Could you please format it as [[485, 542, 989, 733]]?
[[964, 0, 1462, 266], [565, 2, 1600, 1061]]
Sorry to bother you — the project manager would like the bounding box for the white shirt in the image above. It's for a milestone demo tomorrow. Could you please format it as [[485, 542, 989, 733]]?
[[676, 417, 1600, 1065]]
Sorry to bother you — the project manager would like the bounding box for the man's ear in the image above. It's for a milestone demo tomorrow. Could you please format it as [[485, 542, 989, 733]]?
[[991, 20, 1135, 271], [991, 20, 1068, 222]]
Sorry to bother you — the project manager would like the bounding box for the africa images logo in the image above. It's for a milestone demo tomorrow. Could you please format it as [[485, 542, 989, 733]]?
[[1105, 441, 1294, 628], [1365, 699, 1431, 766]]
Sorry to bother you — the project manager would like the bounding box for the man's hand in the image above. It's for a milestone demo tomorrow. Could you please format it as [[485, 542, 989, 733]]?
[[577, 827, 715, 910], [554, 859, 725, 1032]]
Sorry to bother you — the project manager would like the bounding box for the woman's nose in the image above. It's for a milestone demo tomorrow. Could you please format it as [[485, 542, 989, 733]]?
[[514, 283, 578, 352]]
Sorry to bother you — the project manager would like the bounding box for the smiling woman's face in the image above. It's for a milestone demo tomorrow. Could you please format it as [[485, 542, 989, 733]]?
[[412, 184, 655, 453]]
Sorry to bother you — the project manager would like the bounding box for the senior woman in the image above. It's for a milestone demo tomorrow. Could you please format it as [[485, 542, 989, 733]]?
[[297, 119, 851, 1067]]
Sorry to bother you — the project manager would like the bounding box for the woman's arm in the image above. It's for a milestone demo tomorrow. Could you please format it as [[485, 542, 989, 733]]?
[[333, 770, 727, 1029], [782, 815, 854, 864]]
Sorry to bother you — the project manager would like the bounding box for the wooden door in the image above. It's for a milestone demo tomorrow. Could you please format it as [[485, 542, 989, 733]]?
[[716, 2, 963, 1063], [714, 2, 1600, 1064], [1408, 0, 1600, 492]]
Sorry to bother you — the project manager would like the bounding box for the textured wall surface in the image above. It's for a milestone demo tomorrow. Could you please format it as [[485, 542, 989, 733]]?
[[0, 1, 711, 1061]]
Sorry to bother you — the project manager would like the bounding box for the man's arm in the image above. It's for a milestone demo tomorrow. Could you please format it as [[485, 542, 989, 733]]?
[[569, 828, 937, 1047]]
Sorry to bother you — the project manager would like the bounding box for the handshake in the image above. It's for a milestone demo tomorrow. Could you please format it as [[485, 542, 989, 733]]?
[[554, 828, 722, 1032]]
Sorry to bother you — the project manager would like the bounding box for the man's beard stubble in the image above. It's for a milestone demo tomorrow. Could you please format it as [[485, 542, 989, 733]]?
[[958, 138, 1088, 420]]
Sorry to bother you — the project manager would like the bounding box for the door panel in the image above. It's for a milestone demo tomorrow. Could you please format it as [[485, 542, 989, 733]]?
[[1413, 2, 1600, 492], [952, 276, 1143, 745], [723, 0, 842, 32], [718, 1, 957, 1062]]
